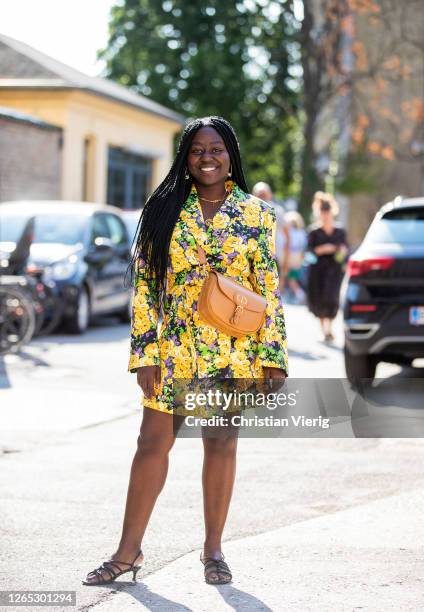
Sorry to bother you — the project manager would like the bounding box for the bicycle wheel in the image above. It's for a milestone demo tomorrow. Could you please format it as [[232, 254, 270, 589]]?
[[0, 286, 36, 354], [33, 282, 63, 336]]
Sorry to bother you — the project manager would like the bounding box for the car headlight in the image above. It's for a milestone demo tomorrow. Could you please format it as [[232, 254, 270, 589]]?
[[44, 260, 78, 281]]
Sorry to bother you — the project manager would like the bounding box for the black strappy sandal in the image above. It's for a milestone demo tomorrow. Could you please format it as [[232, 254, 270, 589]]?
[[82, 550, 144, 586], [200, 552, 232, 585]]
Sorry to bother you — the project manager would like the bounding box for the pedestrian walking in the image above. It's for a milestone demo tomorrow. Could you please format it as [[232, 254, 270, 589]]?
[[306, 191, 348, 342], [284, 211, 307, 304], [82, 116, 288, 587], [251, 181, 290, 294]]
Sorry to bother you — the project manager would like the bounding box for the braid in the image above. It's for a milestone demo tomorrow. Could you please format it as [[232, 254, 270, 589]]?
[[125, 116, 248, 311]]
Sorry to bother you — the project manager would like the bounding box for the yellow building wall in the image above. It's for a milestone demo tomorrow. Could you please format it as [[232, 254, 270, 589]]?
[[0, 89, 182, 204]]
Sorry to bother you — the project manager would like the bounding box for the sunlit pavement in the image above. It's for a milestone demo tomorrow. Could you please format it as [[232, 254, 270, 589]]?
[[1, 305, 424, 611], [284, 302, 401, 379], [0, 303, 414, 449]]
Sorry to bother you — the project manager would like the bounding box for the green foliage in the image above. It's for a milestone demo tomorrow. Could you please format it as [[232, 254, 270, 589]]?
[[98, 0, 301, 198]]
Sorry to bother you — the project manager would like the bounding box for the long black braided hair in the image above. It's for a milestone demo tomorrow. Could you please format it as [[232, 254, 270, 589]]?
[[126, 116, 249, 311]]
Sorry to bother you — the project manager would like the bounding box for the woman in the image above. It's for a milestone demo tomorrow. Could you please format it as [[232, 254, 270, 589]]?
[[306, 191, 348, 342], [284, 211, 307, 304], [251, 181, 290, 294], [82, 116, 288, 587]]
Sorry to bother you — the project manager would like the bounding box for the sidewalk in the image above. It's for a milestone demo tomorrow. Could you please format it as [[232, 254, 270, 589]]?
[[2, 368, 424, 612], [89, 486, 424, 612], [2, 307, 423, 610], [2, 404, 424, 612]]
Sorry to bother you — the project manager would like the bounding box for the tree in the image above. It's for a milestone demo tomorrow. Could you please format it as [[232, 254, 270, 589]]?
[[298, 0, 424, 212], [98, 0, 301, 197]]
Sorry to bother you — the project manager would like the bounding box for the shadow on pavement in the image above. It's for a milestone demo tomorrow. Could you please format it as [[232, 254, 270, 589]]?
[[84, 581, 193, 611], [317, 339, 342, 352], [0, 356, 11, 389], [33, 316, 131, 346], [286, 348, 326, 361], [215, 583, 273, 611], [13, 349, 50, 368], [86, 579, 273, 611], [0, 316, 130, 387], [351, 366, 424, 437]]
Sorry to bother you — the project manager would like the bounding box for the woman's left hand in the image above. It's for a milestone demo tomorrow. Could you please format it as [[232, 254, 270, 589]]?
[[263, 365, 287, 378], [263, 366, 287, 391]]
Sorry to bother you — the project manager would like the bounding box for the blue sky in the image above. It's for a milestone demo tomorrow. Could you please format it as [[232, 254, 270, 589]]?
[[0, 1, 304, 78]]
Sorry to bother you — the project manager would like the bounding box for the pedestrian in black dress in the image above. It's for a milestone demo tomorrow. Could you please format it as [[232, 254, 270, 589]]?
[[306, 192, 348, 342]]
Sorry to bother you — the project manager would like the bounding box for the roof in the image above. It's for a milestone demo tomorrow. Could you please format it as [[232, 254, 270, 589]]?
[[0, 105, 61, 130], [393, 197, 424, 207], [0, 32, 186, 125], [379, 196, 424, 216]]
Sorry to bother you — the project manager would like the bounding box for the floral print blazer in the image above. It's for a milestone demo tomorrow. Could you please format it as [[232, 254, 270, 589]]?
[[128, 179, 288, 411]]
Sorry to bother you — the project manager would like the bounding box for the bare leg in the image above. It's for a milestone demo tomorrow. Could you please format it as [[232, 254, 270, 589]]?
[[288, 278, 305, 303], [326, 318, 332, 334], [201, 422, 239, 582], [320, 317, 334, 339], [84, 408, 183, 583], [287, 278, 296, 294], [327, 318, 334, 339]]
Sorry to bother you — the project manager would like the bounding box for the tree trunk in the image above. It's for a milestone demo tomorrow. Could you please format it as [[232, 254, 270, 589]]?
[[299, 1, 325, 219]]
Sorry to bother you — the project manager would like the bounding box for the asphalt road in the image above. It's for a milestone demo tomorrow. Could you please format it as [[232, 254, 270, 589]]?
[[1, 305, 424, 611]]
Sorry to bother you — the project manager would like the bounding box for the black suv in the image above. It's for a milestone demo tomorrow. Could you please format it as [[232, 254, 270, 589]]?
[[342, 196, 424, 383]]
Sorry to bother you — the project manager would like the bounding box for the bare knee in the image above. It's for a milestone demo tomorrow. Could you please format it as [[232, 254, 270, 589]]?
[[134, 408, 177, 457], [203, 435, 238, 457], [135, 426, 176, 457]]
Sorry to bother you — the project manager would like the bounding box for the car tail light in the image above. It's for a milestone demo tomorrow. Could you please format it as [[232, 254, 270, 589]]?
[[347, 256, 395, 277], [350, 304, 377, 312]]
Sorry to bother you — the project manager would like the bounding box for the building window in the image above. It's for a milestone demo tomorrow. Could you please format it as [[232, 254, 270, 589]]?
[[107, 146, 152, 209], [82, 136, 95, 202]]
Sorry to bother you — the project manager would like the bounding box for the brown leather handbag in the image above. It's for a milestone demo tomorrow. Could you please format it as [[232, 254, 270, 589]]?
[[196, 242, 267, 338]]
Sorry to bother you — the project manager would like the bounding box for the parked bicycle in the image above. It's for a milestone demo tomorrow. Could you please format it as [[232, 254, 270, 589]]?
[[0, 275, 36, 355], [25, 263, 63, 336], [0, 212, 64, 353]]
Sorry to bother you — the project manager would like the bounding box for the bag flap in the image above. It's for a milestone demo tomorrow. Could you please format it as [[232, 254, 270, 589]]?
[[212, 272, 266, 313]]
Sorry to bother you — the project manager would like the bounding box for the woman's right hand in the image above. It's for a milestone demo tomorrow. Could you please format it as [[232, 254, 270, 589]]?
[[137, 365, 161, 399]]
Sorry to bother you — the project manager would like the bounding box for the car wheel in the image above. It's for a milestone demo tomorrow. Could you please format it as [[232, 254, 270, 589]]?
[[344, 345, 377, 387], [65, 286, 91, 334], [118, 297, 132, 324]]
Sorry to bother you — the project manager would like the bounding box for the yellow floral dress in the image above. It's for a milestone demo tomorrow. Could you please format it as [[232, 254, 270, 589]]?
[[128, 179, 289, 413]]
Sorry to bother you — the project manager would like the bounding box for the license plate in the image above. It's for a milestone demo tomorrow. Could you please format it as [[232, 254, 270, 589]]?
[[409, 306, 424, 326]]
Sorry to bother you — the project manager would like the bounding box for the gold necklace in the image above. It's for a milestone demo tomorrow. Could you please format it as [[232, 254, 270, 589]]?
[[199, 190, 228, 203]]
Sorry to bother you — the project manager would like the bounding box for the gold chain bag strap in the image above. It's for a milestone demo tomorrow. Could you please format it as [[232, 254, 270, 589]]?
[[196, 242, 267, 338]]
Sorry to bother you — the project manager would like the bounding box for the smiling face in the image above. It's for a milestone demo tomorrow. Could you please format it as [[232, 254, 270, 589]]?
[[186, 126, 231, 187]]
